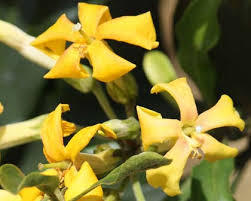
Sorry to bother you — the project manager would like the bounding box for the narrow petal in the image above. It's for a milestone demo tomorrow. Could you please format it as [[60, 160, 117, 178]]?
[[31, 14, 84, 57], [195, 133, 238, 162], [0, 102, 3, 114], [87, 40, 136, 82], [62, 120, 76, 137], [64, 162, 103, 201], [196, 95, 245, 132], [151, 78, 198, 125], [44, 44, 89, 79], [0, 190, 22, 201], [96, 12, 159, 50], [65, 124, 101, 162], [146, 136, 192, 196], [136, 106, 182, 151], [41, 104, 70, 162], [78, 3, 111, 37], [19, 187, 42, 201], [100, 124, 117, 139]]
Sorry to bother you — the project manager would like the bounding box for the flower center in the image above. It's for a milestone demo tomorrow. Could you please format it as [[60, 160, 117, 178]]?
[[182, 125, 195, 137], [73, 23, 94, 45]]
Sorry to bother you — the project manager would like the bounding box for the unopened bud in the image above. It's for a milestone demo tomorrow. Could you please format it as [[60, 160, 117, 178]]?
[[103, 117, 140, 140], [106, 73, 138, 105]]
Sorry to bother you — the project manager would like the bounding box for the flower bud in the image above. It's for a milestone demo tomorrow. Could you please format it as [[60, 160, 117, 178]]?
[[106, 73, 138, 105], [102, 117, 140, 140]]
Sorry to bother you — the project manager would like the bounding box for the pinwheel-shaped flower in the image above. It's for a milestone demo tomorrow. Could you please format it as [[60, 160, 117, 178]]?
[[137, 77, 245, 196], [31, 3, 158, 82], [41, 104, 116, 201]]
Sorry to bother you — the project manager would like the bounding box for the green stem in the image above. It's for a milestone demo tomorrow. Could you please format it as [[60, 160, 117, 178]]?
[[92, 81, 117, 119], [131, 175, 146, 201], [125, 101, 136, 118], [38, 161, 71, 171]]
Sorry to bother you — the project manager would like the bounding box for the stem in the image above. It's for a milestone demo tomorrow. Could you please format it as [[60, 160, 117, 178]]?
[[131, 175, 146, 201], [92, 81, 117, 119], [38, 161, 71, 171], [125, 101, 136, 118]]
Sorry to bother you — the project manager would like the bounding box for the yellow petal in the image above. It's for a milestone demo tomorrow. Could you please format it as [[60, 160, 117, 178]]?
[[146, 136, 192, 196], [64, 166, 78, 188], [64, 162, 103, 201], [87, 40, 136, 82], [0, 102, 3, 114], [0, 190, 22, 201], [19, 187, 42, 201], [78, 3, 111, 37], [196, 95, 245, 132], [65, 124, 101, 162], [41, 168, 59, 176], [151, 78, 198, 125], [31, 14, 83, 56], [100, 124, 117, 139], [62, 120, 76, 137], [44, 44, 89, 79], [96, 12, 159, 50], [41, 104, 70, 162], [195, 133, 238, 162], [136, 106, 182, 151]]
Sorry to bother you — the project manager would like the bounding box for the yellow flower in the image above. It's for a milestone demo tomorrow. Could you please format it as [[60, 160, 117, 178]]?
[[136, 77, 245, 196], [31, 3, 159, 82], [41, 103, 116, 163], [41, 104, 116, 201]]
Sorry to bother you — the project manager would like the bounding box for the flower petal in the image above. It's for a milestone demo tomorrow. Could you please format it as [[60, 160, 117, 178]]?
[[78, 3, 111, 37], [44, 44, 89, 79], [136, 106, 182, 151], [62, 120, 76, 137], [0, 102, 3, 114], [19, 187, 42, 201], [151, 78, 198, 125], [41, 104, 70, 162], [65, 124, 101, 162], [146, 136, 192, 196], [195, 133, 238, 162], [64, 162, 103, 201], [87, 40, 136, 82], [64, 166, 78, 188], [31, 14, 83, 57], [196, 95, 245, 132], [96, 12, 159, 50], [0, 190, 22, 201]]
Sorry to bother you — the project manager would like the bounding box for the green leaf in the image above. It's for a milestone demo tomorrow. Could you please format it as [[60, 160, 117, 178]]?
[[0, 164, 24, 194], [176, 0, 222, 103], [191, 159, 235, 201], [18, 172, 60, 199], [0, 164, 59, 199], [143, 50, 177, 85], [69, 152, 171, 201]]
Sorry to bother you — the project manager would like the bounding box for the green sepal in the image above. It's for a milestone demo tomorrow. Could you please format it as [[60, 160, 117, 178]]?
[[64, 65, 93, 94], [69, 152, 171, 201]]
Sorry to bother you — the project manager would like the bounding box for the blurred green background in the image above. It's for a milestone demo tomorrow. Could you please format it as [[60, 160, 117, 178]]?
[[0, 0, 251, 200]]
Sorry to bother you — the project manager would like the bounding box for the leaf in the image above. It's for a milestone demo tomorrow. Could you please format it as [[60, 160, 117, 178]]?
[[176, 0, 222, 103], [0, 164, 24, 194], [0, 164, 59, 198], [191, 159, 235, 201], [143, 50, 177, 86], [69, 152, 171, 201]]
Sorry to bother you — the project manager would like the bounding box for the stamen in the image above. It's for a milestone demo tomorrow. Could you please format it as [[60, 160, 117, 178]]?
[[195, 126, 202, 133], [72, 22, 82, 32]]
